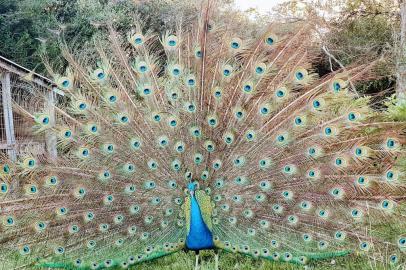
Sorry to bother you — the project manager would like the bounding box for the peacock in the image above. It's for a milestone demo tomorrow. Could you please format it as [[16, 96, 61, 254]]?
[[1, 1, 406, 269]]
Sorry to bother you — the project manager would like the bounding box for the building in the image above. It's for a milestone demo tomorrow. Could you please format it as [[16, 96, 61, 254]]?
[[0, 55, 59, 161]]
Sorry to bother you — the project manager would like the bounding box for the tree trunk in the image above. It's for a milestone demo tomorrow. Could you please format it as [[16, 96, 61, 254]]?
[[397, 1, 406, 101]]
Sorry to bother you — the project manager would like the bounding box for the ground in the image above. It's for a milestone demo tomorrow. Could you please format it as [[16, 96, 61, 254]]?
[[133, 250, 400, 269]]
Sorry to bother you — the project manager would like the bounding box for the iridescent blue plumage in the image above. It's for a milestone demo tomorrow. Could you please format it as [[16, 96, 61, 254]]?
[[186, 183, 214, 251]]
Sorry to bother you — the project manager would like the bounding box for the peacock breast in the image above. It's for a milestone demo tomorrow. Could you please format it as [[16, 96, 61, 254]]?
[[184, 191, 214, 251]]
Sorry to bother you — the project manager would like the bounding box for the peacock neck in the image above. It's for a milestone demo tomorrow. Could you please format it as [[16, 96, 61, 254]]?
[[185, 193, 214, 251]]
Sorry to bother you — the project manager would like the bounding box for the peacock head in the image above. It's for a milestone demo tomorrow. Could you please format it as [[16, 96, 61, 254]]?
[[187, 182, 198, 196]]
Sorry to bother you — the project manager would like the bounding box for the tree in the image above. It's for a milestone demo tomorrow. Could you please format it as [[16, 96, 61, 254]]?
[[274, 0, 400, 95], [0, 0, 199, 75]]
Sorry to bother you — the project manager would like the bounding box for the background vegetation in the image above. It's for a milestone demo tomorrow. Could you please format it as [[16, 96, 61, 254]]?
[[0, 0, 401, 95]]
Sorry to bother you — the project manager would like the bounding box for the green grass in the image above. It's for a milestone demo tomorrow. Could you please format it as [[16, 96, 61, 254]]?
[[131, 250, 401, 270]]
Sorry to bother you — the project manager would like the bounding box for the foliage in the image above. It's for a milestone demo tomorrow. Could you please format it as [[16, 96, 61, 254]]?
[[0, 0, 49, 69], [385, 94, 406, 121], [274, 0, 399, 95], [0, 0, 198, 74], [0, 0, 400, 95], [320, 0, 398, 95]]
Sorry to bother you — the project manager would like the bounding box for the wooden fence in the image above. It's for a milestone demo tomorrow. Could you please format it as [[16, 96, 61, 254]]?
[[0, 55, 60, 161]]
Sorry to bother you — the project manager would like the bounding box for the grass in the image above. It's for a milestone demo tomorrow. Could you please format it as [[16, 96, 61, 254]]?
[[131, 250, 402, 270]]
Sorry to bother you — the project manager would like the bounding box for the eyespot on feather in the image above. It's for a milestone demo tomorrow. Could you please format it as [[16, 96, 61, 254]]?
[[293, 68, 309, 83], [230, 37, 242, 50], [57, 76, 73, 90], [330, 78, 348, 93], [264, 33, 278, 46], [165, 34, 179, 49], [129, 33, 145, 47]]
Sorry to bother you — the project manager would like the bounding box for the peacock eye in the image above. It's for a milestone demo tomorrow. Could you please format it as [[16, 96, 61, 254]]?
[[333, 82, 341, 91], [121, 116, 129, 123], [0, 174, 8, 185], [3, 164, 10, 173], [276, 90, 284, 97], [386, 138, 396, 149], [231, 42, 239, 48], [390, 254, 398, 264], [6, 216, 14, 225], [109, 96, 117, 103], [188, 79, 195, 86], [42, 117, 49, 124], [21, 245, 30, 255], [295, 71, 304, 80], [243, 84, 252, 93], [27, 159, 35, 167], [79, 103, 87, 111], [256, 67, 264, 74], [266, 37, 274, 45], [62, 80, 70, 88], [166, 35, 178, 47]]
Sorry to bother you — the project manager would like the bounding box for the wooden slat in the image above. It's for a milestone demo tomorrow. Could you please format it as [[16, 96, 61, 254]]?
[[1, 72, 17, 160], [0, 55, 53, 89]]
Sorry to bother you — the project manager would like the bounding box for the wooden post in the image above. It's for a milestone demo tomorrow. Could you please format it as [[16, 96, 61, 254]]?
[[397, 1, 406, 101], [1, 72, 17, 161], [45, 88, 57, 159]]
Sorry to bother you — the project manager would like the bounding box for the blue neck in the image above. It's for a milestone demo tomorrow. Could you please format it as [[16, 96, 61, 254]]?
[[185, 194, 214, 250]]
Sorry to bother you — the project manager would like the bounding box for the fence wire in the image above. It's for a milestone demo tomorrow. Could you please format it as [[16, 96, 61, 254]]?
[[0, 70, 53, 158]]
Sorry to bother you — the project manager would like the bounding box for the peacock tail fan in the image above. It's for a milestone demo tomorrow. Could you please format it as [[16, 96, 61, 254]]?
[[1, 2, 406, 269]]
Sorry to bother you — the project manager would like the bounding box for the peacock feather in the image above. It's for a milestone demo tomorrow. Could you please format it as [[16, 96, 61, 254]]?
[[0, 2, 405, 269]]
